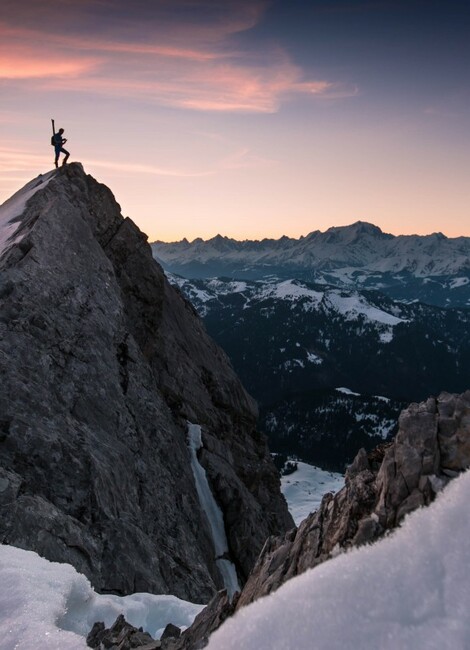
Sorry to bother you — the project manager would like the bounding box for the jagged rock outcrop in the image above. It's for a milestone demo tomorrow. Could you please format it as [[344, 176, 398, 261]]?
[[236, 390, 470, 607], [175, 390, 470, 647], [87, 615, 183, 650], [87, 615, 161, 649], [0, 163, 293, 602]]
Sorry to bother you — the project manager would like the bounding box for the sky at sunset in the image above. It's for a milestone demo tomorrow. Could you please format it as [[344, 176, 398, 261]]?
[[1, 0, 469, 242]]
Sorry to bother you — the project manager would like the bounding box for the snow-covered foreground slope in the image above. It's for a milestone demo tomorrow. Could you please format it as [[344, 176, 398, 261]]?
[[207, 469, 470, 650], [0, 545, 204, 649], [281, 462, 344, 526]]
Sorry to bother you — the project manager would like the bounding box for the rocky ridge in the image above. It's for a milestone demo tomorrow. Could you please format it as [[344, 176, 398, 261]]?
[[173, 390, 470, 648], [0, 163, 292, 602]]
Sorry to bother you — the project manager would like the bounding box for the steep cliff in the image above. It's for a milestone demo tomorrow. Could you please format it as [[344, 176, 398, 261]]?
[[0, 164, 292, 602]]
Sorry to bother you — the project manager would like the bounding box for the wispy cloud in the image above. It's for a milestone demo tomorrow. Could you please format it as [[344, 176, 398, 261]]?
[[219, 147, 278, 170], [87, 158, 215, 178], [0, 0, 351, 112], [40, 53, 333, 113], [88, 140, 278, 176], [0, 147, 49, 167]]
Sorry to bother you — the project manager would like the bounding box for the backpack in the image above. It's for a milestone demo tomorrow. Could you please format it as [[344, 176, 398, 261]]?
[[51, 134, 56, 146]]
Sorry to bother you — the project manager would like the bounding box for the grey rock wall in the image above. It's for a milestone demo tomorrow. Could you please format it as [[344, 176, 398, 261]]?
[[0, 163, 292, 602]]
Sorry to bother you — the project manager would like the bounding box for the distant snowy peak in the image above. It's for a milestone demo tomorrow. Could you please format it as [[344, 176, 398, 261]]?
[[152, 221, 470, 288]]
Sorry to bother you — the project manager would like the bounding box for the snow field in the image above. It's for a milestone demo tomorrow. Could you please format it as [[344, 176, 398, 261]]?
[[280, 461, 344, 526]]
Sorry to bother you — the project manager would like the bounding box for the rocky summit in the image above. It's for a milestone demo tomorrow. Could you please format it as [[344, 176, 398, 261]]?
[[0, 163, 292, 602]]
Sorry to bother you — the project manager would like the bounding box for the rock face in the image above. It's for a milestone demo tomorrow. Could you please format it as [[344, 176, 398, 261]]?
[[0, 164, 293, 602], [175, 391, 470, 647]]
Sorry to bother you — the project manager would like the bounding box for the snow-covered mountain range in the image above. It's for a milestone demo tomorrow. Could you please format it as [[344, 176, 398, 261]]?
[[152, 222, 470, 307], [169, 274, 470, 469]]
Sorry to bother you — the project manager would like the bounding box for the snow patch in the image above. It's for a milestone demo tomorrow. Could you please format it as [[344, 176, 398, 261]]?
[[206, 279, 248, 294], [379, 328, 394, 343], [335, 387, 361, 396], [258, 279, 323, 304], [306, 351, 322, 364], [326, 291, 405, 326], [281, 462, 344, 525], [281, 359, 305, 371], [449, 277, 469, 289]]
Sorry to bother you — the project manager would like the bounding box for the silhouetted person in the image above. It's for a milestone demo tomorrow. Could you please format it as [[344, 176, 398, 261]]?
[[52, 128, 70, 168]]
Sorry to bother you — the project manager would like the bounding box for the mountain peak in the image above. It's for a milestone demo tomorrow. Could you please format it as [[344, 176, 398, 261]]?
[[350, 220, 384, 234], [0, 163, 292, 601], [325, 221, 385, 238]]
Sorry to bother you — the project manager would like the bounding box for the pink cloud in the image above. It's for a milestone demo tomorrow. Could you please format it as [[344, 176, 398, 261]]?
[[0, 1, 352, 112], [0, 54, 100, 79], [42, 65, 332, 113], [0, 24, 102, 79]]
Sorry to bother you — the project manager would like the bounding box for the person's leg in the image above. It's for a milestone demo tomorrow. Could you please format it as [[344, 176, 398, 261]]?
[[61, 148, 70, 165], [54, 146, 61, 168]]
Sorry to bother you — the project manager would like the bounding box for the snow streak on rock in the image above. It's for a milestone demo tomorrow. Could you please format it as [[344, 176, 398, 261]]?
[[187, 423, 240, 598], [0, 170, 54, 257]]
